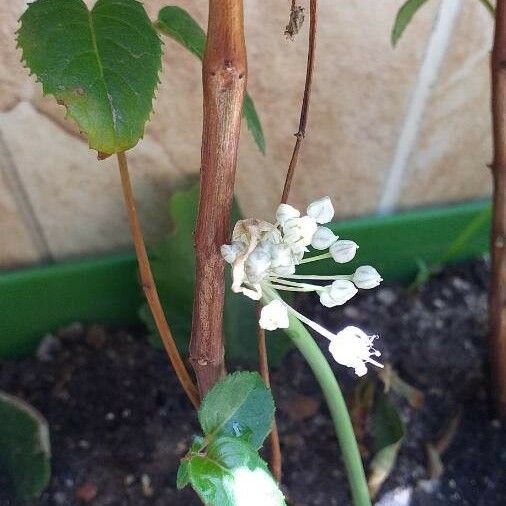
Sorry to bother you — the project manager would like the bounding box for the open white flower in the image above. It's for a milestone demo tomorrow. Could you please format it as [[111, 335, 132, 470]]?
[[328, 326, 382, 377], [259, 300, 290, 331]]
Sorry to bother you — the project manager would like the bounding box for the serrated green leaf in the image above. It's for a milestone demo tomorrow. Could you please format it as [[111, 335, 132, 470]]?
[[368, 393, 405, 498], [140, 182, 292, 365], [187, 436, 286, 506], [391, 0, 430, 47], [198, 372, 275, 449], [0, 391, 51, 500], [156, 6, 265, 154], [17, 0, 161, 155], [177, 460, 191, 489]]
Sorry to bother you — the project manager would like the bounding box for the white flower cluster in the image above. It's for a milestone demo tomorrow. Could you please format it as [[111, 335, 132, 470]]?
[[221, 197, 384, 377]]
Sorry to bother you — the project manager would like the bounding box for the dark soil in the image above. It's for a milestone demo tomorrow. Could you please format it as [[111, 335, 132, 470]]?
[[1, 257, 505, 505]]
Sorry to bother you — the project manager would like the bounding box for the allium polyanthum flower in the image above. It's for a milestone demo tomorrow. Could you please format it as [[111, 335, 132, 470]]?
[[221, 197, 383, 377]]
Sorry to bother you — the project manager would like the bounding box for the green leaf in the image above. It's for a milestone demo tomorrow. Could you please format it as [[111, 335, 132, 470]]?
[[187, 436, 286, 506], [156, 6, 266, 154], [140, 182, 292, 365], [17, 0, 162, 155], [242, 94, 266, 155], [0, 391, 51, 500], [368, 393, 405, 498], [198, 372, 275, 449], [391, 0, 430, 47], [177, 460, 191, 489]]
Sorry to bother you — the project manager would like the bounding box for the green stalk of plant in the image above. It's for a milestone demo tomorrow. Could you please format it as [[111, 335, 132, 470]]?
[[262, 286, 371, 506]]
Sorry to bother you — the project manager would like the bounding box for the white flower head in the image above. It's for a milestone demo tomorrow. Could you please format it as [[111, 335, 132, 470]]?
[[259, 300, 290, 331], [307, 196, 334, 224], [319, 279, 358, 307], [230, 466, 286, 506], [328, 326, 382, 376], [330, 239, 359, 264], [275, 203, 300, 226], [353, 265, 382, 289], [311, 226, 338, 250]]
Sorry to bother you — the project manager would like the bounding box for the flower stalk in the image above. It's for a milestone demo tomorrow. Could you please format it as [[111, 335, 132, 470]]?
[[262, 285, 372, 506]]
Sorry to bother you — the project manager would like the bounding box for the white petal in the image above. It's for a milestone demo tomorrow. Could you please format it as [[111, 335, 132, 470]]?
[[276, 203, 300, 226], [353, 265, 382, 289], [311, 227, 338, 250], [306, 196, 334, 224], [244, 247, 271, 283], [329, 240, 359, 263], [221, 241, 246, 264], [259, 300, 290, 331]]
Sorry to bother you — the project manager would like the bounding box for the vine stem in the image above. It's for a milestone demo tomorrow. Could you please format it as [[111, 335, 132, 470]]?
[[116, 152, 200, 409], [489, 0, 506, 419], [190, 0, 248, 397], [262, 286, 371, 506], [281, 0, 318, 204]]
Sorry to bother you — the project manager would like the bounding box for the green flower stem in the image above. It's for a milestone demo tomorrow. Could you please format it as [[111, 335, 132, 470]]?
[[262, 286, 371, 506], [298, 252, 332, 264]]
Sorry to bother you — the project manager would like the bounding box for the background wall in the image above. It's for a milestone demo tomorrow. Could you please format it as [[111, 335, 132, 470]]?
[[0, 0, 494, 268]]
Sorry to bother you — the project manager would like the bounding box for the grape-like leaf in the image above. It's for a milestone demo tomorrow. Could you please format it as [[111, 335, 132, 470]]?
[[391, 0, 430, 47], [0, 392, 51, 501], [17, 0, 162, 155], [198, 372, 275, 450], [186, 436, 286, 506], [157, 6, 266, 154]]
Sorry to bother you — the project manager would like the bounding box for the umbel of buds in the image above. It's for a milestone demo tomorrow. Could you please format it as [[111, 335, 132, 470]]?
[[221, 197, 384, 377]]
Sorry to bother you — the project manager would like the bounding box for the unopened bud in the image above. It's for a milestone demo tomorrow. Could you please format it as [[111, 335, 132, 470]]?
[[330, 240, 358, 263], [311, 227, 338, 250], [353, 266, 382, 289], [319, 279, 358, 307], [306, 197, 334, 224]]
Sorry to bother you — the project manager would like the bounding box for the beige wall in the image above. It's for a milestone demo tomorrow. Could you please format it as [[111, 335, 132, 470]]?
[[0, 0, 494, 268]]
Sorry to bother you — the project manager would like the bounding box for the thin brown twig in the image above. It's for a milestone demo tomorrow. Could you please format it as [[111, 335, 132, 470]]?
[[116, 151, 200, 409], [281, 0, 318, 204], [256, 304, 282, 483], [255, 0, 319, 484]]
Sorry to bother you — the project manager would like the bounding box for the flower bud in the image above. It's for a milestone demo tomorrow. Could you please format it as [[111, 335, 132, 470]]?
[[245, 247, 271, 283], [276, 203, 300, 226], [307, 196, 334, 224], [319, 279, 358, 307], [311, 226, 338, 250], [259, 300, 290, 331], [221, 241, 246, 264], [330, 240, 358, 263], [353, 265, 382, 289]]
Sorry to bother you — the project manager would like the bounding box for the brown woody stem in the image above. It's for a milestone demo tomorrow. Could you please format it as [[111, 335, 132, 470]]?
[[281, 0, 318, 204], [190, 0, 248, 396], [116, 152, 200, 409], [489, 0, 506, 419]]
